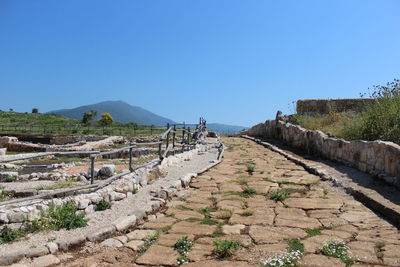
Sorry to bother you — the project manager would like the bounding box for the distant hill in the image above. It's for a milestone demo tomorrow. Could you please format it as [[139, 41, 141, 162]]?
[[48, 101, 176, 126], [206, 123, 247, 134]]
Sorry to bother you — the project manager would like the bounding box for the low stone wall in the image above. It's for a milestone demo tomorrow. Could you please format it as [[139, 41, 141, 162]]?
[[50, 135, 106, 145], [243, 120, 400, 188], [296, 98, 375, 114]]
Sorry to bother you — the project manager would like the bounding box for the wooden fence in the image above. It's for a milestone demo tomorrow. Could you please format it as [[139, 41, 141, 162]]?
[[0, 118, 209, 206]]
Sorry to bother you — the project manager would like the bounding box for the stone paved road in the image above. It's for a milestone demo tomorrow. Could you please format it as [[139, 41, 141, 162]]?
[[58, 137, 400, 267]]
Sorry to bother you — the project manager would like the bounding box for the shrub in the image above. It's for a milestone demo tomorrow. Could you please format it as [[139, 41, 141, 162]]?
[[0, 226, 23, 244], [5, 175, 16, 182], [25, 201, 87, 232], [305, 228, 322, 238], [213, 239, 241, 258], [198, 206, 212, 217], [31, 108, 39, 114], [95, 199, 112, 211]]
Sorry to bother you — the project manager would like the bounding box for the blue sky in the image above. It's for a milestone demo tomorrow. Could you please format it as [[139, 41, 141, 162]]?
[[0, 0, 399, 127]]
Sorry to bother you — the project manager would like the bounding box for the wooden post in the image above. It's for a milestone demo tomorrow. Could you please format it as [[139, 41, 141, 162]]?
[[188, 127, 191, 144], [158, 142, 162, 160], [129, 147, 133, 171], [182, 126, 185, 144], [172, 125, 176, 148], [90, 157, 95, 184]]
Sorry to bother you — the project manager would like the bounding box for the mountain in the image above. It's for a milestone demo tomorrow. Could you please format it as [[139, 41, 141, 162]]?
[[48, 100, 176, 126], [206, 123, 248, 134]]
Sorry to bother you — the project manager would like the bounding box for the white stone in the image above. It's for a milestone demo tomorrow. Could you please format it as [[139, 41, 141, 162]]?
[[113, 215, 137, 231], [32, 255, 60, 267], [78, 199, 90, 209], [101, 238, 123, 248]]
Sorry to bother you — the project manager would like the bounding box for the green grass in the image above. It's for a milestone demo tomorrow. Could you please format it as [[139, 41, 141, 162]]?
[[0, 110, 163, 136], [229, 187, 257, 198], [0, 226, 24, 244], [25, 201, 88, 232], [217, 210, 233, 220], [292, 79, 400, 144], [305, 228, 322, 238], [213, 239, 242, 259], [269, 188, 290, 201], [285, 238, 304, 253], [174, 236, 193, 265], [94, 199, 112, 211]]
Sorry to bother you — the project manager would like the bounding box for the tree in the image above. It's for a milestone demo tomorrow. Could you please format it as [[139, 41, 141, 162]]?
[[32, 108, 39, 114], [100, 113, 113, 126], [82, 110, 97, 125]]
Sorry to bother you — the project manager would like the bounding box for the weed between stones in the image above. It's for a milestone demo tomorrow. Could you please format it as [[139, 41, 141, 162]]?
[[305, 228, 322, 238], [174, 236, 194, 265], [320, 240, 355, 266], [240, 208, 254, 217], [0, 226, 23, 244], [285, 238, 304, 253], [260, 250, 303, 267], [213, 239, 241, 259], [94, 199, 112, 211]]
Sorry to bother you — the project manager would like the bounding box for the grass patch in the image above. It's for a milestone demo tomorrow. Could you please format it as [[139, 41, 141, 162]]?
[[269, 188, 290, 201], [213, 239, 241, 259], [0, 226, 24, 244], [201, 218, 219, 225], [217, 210, 233, 220], [320, 240, 355, 266], [240, 208, 254, 217], [305, 228, 322, 238], [198, 206, 212, 217], [285, 238, 304, 253], [231, 187, 257, 198], [246, 165, 255, 175], [94, 199, 112, 211], [25, 201, 87, 232], [234, 176, 248, 186]]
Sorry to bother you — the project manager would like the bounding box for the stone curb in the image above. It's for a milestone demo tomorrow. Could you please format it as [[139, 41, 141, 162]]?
[[242, 135, 400, 228], [0, 142, 224, 266]]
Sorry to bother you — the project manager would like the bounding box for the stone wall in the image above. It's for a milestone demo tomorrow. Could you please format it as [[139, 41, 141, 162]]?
[[296, 98, 375, 114], [243, 120, 400, 188]]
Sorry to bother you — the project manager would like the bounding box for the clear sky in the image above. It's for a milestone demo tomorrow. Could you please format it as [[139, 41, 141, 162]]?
[[0, 0, 399, 127]]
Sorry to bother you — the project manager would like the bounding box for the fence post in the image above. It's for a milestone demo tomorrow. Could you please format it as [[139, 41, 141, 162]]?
[[182, 126, 185, 144], [129, 147, 133, 171], [188, 127, 191, 144], [158, 142, 162, 160], [172, 125, 176, 148], [90, 156, 95, 184]]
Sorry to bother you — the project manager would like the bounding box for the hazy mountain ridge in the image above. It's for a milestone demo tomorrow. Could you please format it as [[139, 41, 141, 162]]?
[[48, 100, 176, 126], [48, 100, 247, 133]]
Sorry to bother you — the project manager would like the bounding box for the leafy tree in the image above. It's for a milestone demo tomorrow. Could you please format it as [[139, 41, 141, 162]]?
[[32, 108, 39, 114], [82, 110, 97, 125], [100, 113, 113, 126]]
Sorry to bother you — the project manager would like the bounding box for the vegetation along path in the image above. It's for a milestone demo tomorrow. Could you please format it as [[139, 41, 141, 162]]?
[[56, 137, 400, 267]]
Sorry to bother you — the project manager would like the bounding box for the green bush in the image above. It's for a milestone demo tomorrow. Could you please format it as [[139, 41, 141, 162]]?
[[0, 226, 23, 244], [320, 240, 355, 265], [95, 199, 112, 211], [25, 201, 88, 232], [174, 235, 193, 264], [213, 239, 241, 258]]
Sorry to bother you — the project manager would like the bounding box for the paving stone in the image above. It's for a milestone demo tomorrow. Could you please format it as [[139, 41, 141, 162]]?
[[167, 209, 203, 220], [113, 215, 137, 231], [229, 209, 274, 225], [124, 240, 144, 251], [126, 229, 156, 240], [275, 214, 321, 229], [169, 221, 216, 236], [31, 255, 60, 267], [185, 260, 251, 267], [114, 235, 129, 244], [135, 245, 179, 266], [222, 224, 246, 235], [298, 254, 345, 267], [188, 243, 214, 261], [283, 197, 343, 210], [302, 235, 343, 253], [157, 233, 195, 246], [249, 225, 307, 244], [140, 216, 176, 229], [100, 238, 123, 248]]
